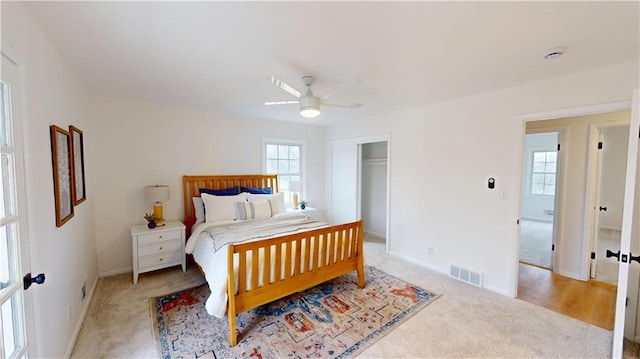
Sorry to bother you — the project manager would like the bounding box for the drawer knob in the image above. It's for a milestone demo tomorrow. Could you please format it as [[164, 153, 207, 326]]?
[[159, 258, 163, 262], [159, 235, 163, 239], [159, 247, 163, 250]]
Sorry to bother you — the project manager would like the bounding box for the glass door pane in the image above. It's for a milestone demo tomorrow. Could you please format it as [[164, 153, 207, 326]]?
[[0, 74, 27, 359]]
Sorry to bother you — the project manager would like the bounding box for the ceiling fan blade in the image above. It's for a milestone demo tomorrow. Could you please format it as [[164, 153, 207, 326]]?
[[321, 100, 363, 109], [269, 76, 301, 98], [264, 100, 299, 106], [320, 78, 364, 100]]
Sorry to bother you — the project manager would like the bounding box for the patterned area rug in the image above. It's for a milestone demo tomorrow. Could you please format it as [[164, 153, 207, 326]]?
[[150, 266, 440, 359]]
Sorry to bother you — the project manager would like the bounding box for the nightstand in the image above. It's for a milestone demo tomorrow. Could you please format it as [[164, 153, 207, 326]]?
[[286, 207, 317, 218], [131, 220, 186, 284]]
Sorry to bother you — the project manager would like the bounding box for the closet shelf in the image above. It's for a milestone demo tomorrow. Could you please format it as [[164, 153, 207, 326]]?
[[363, 158, 388, 165]]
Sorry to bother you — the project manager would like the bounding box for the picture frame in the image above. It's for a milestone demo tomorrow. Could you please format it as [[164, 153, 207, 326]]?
[[69, 125, 86, 205], [50, 125, 74, 227]]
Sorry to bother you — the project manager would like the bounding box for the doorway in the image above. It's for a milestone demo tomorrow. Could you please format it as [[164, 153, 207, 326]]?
[[590, 124, 630, 285], [516, 110, 632, 335], [330, 135, 390, 250], [519, 132, 559, 269], [361, 142, 388, 244]]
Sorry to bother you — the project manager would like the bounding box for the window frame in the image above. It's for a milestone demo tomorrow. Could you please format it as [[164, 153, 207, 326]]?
[[262, 138, 306, 203], [530, 150, 557, 196]]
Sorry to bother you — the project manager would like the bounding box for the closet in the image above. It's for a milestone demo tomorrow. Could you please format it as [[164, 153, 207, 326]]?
[[361, 142, 388, 242]]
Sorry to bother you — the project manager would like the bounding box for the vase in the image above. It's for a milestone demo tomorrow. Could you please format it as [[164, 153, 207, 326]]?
[[147, 221, 156, 229]]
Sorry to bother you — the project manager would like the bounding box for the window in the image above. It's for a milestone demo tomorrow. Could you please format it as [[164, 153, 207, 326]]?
[[531, 151, 557, 195], [264, 141, 303, 202]]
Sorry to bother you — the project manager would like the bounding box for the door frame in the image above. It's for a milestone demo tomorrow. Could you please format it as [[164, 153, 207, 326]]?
[[513, 100, 631, 295], [328, 134, 391, 252]]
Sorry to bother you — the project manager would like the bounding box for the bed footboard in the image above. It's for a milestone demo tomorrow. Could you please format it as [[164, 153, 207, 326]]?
[[226, 219, 365, 346]]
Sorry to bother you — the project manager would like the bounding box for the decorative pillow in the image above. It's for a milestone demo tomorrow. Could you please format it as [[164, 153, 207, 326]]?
[[248, 192, 285, 214], [199, 187, 239, 196], [192, 197, 205, 225], [202, 192, 248, 223], [240, 186, 272, 195], [234, 200, 272, 220]]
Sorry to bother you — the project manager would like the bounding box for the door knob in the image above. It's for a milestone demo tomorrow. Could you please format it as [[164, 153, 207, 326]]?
[[23, 273, 45, 290], [599, 206, 608, 211]]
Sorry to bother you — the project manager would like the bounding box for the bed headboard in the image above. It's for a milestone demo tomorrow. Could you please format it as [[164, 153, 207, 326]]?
[[182, 174, 279, 235]]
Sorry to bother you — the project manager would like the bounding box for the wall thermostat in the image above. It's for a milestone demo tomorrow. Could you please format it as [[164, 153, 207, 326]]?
[[488, 178, 495, 189]]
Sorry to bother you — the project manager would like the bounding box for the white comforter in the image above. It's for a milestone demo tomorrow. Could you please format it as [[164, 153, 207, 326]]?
[[185, 212, 326, 318]]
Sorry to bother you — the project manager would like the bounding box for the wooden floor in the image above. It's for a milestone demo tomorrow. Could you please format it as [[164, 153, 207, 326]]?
[[517, 263, 617, 330]]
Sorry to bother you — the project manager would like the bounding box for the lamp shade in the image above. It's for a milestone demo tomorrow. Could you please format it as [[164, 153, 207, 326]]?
[[289, 181, 303, 192], [144, 185, 170, 203]]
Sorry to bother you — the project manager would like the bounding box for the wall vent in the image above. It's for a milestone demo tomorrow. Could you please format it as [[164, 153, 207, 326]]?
[[450, 264, 483, 287]]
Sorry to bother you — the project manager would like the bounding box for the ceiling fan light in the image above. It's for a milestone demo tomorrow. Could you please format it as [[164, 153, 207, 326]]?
[[299, 96, 320, 118], [300, 107, 320, 118]]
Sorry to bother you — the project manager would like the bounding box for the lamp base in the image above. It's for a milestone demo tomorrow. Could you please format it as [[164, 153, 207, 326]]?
[[153, 203, 165, 226], [292, 192, 299, 209]]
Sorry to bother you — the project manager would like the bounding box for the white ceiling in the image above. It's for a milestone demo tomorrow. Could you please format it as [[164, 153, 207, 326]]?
[[23, 1, 640, 126]]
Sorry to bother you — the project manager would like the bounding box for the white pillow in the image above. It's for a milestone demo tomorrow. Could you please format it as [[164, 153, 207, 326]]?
[[234, 200, 272, 220], [202, 192, 249, 223], [248, 192, 285, 214], [192, 197, 205, 225]]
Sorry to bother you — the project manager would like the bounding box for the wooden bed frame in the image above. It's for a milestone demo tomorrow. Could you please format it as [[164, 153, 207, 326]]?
[[183, 174, 365, 346]]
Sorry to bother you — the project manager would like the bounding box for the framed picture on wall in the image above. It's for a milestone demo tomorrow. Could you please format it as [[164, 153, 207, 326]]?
[[69, 125, 86, 205], [50, 125, 74, 227]]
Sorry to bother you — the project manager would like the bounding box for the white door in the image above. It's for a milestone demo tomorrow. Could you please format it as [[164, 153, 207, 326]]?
[[612, 89, 640, 357], [591, 125, 629, 284], [1, 54, 34, 358], [330, 142, 358, 224]]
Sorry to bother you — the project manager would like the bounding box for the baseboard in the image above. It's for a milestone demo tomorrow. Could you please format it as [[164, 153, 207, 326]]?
[[483, 283, 511, 297], [99, 266, 132, 278], [364, 229, 385, 239], [388, 250, 449, 276], [388, 250, 512, 297], [64, 275, 99, 358]]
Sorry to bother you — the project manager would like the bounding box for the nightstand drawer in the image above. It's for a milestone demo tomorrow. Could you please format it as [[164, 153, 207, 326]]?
[[138, 250, 182, 269], [138, 239, 182, 257], [137, 229, 182, 245]]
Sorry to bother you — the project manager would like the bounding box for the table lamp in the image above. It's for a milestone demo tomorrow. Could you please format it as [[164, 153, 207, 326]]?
[[289, 181, 303, 209], [145, 185, 170, 226]]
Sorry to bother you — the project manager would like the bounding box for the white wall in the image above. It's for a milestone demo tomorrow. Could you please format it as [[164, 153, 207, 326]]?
[[325, 61, 639, 296], [1, 3, 98, 358], [88, 96, 327, 275], [521, 132, 557, 222]]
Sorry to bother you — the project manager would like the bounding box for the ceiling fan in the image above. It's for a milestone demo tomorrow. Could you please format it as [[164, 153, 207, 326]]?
[[265, 75, 363, 118]]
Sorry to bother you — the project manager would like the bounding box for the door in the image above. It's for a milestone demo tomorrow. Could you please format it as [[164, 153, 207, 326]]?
[[330, 142, 358, 224], [612, 89, 640, 357], [0, 53, 34, 358], [591, 125, 629, 284]]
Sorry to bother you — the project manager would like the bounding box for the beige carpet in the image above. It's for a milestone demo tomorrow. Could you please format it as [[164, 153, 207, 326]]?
[[72, 241, 613, 358]]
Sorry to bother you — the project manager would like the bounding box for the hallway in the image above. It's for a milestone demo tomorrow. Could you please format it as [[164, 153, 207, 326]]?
[[517, 263, 616, 330]]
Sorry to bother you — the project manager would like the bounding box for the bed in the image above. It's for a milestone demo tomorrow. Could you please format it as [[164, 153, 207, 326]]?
[[182, 174, 365, 346]]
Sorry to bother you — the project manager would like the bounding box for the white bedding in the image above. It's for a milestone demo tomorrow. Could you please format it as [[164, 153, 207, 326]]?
[[185, 212, 326, 318]]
